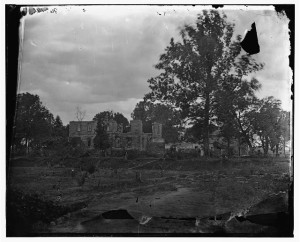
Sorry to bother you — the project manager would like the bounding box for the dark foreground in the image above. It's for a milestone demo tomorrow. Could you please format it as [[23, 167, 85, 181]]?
[[7, 156, 293, 236]]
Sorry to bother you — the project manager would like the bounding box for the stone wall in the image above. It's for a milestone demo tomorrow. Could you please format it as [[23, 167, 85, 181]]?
[[152, 122, 162, 138], [130, 120, 143, 134], [107, 120, 118, 133], [69, 121, 97, 148], [69, 119, 165, 153]]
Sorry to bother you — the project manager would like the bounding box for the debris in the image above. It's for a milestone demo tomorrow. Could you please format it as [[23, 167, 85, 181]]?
[[139, 215, 152, 225]]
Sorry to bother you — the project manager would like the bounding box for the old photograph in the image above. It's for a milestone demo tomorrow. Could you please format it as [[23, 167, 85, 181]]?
[[6, 4, 293, 236]]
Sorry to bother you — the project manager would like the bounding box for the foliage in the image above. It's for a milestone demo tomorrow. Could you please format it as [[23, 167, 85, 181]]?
[[251, 96, 288, 155], [12, 93, 70, 155], [145, 10, 263, 155], [13, 93, 55, 153], [93, 111, 129, 150], [53, 115, 66, 137], [93, 110, 129, 128], [279, 111, 291, 155], [214, 76, 262, 150], [184, 120, 217, 143], [114, 112, 130, 129], [70, 137, 84, 148], [93, 120, 110, 151]]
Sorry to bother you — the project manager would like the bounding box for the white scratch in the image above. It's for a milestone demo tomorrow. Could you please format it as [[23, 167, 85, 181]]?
[[30, 40, 37, 47]]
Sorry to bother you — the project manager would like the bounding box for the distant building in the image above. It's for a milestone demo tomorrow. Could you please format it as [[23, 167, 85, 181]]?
[[167, 130, 250, 157], [69, 119, 165, 154], [107, 120, 165, 154], [69, 121, 97, 148], [209, 130, 249, 156], [165, 142, 200, 150]]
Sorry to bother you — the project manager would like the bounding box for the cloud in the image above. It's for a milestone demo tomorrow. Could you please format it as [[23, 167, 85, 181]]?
[[19, 6, 292, 124]]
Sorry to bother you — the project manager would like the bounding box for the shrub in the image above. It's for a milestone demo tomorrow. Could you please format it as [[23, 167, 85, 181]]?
[[80, 158, 99, 174], [70, 137, 84, 148]]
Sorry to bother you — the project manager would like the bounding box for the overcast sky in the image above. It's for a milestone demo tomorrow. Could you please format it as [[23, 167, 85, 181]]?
[[19, 5, 292, 125]]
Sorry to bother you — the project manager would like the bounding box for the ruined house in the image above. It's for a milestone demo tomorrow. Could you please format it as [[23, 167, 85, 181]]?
[[69, 121, 97, 148], [69, 119, 165, 154], [208, 130, 249, 156], [107, 120, 165, 154]]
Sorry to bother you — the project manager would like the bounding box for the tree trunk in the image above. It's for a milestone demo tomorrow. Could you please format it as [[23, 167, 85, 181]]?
[[204, 92, 210, 157], [238, 135, 241, 157], [235, 114, 252, 152], [227, 137, 230, 156], [26, 137, 29, 155], [264, 137, 269, 156], [283, 137, 286, 156], [260, 135, 265, 153]]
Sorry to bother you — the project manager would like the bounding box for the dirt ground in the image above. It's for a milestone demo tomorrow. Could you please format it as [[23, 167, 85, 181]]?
[[7, 156, 292, 235]]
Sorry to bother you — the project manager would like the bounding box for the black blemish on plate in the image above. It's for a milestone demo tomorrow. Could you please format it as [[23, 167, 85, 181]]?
[[240, 22, 260, 55], [212, 5, 224, 9], [21, 7, 27, 16], [28, 7, 36, 15], [102, 209, 134, 219]]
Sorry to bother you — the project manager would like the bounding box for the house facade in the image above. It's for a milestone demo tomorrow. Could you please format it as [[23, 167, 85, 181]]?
[[69, 121, 97, 148], [107, 120, 165, 154], [69, 119, 165, 154]]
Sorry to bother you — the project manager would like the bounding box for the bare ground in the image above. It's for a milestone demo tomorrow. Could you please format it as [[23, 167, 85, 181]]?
[[7, 156, 292, 235]]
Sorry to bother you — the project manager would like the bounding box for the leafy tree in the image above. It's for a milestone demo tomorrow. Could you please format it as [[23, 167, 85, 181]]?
[[13, 92, 54, 153], [145, 10, 263, 156], [279, 111, 291, 156], [53, 115, 65, 137], [113, 112, 130, 129], [93, 121, 110, 152], [65, 124, 69, 137], [93, 111, 129, 128], [184, 120, 217, 143], [214, 75, 262, 153], [251, 96, 282, 155], [131, 101, 153, 133], [131, 100, 182, 143], [93, 111, 129, 150], [93, 111, 113, 125]]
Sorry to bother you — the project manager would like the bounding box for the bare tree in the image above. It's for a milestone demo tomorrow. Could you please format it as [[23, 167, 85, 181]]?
[[75, 106, 86, 140], [75, 106, 86, 121]]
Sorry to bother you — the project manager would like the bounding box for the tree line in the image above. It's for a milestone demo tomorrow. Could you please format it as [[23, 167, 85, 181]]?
[[12, 92, 68, 155]]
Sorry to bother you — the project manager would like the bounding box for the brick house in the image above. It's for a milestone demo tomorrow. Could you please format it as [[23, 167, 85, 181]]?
[[107, 120, 165, 154], [69, 119, 165, 154], [69, 121, 97, 148]]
